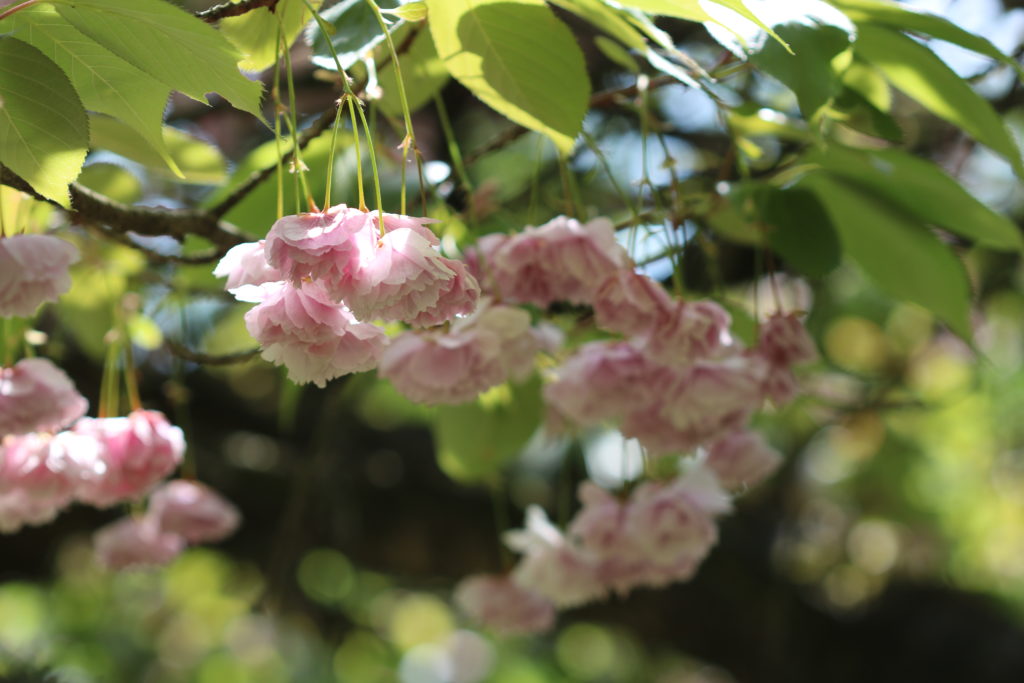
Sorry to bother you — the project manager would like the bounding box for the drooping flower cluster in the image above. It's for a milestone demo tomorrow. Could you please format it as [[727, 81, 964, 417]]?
[[215, 205, 482, 388], [95, 479, 240, 570], [0, 234, 79, 317], [0, 408, 185, 533]]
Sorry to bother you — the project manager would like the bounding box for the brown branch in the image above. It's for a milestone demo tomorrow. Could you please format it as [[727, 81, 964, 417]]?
[[0, 164, 247, 253], [196, 0, 281, 23], [165, 339, 261, 366]]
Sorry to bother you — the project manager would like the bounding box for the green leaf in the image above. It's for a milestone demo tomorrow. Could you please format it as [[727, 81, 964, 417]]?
[[800, 172, 972, 337], [812, 145, 1024, 252], [306, 0, 400, 72], [433, 376, 544, 483], [378, 28, 449, 117], [426, 0, 590, 155], [220, 0, 322, 73], [88, 115, 227, 184], [0, 36, 88, 207], [854, 24, 1023, 175], [613, 0, 711, 22], [832, 0, 1024, 79], [762, 187, 841, 278], [550, 0, 647, 49], [78, 163, 142, 203], [595, 35, 640, 73], [5, 4, 177, 176], [751, 19, 853, 118], [706, 0, 792, 52], [53, 0, 263, 118]]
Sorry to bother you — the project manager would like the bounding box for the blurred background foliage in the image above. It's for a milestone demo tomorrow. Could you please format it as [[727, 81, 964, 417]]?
[[6, 0, 1024, 681]]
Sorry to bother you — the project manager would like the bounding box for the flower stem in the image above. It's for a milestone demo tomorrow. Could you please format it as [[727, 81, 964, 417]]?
[[323, 99, 346, 210], [0, 0, 41, 23], [272, 19, 287, 219], [278, 14, 315, 212], [433, 92, 472, 193]]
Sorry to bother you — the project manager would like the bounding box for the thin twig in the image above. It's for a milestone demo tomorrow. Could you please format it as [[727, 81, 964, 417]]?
[[196, 0, 281, 23], [164, 339, 260, 366]]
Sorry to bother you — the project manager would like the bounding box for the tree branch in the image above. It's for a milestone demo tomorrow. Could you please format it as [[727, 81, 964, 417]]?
[[196, 0, 281, 23], [0, 164, 247, 253]]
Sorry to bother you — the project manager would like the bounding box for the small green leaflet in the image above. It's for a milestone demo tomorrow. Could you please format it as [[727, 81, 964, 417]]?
[[89, 115, 227, 185], [426, 0, 590, 155], [5, 4, 178, 177], [0, 37, 89, 207], [800, 172, 973, 338], [220, 0, 322, 73], [854, 24, 1023, 176], [52, 0, 263, 119]]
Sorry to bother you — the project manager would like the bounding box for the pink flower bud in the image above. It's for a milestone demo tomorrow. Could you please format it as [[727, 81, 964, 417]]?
[[489, 216, 629, 307], [704, 430, 783, 491], [240, 281, 386, 388], [73, 410, 185, 508], [93, 516, 185, 570], [147, 479, 240, 543], [0, 234, 79, 316], [0, 357, 88, 437], [454, 574, 556, 635], [213, 240, 283, 292]]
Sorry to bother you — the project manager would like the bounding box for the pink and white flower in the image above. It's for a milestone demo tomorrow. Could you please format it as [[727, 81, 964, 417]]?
[[147, 479, 240, 544], [73, 410, 185, 508], [0, 234, 79, 317], [240, 281, 386, 388], [704, 430, 783, 491], [454, 574, 556, 635], [404, 258, 480, 328], [263, 205, 372, 286], [593, 269, 673, 337], [488, 216, 629, 307], [758, 312, 818, 367], [213, 240, 283, 292], [93, 516, 185, 570], [639, 300, 734, 367], [0, 357, 88, 437]]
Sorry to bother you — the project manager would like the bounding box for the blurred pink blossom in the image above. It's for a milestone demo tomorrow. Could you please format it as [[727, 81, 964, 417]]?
[[593, 269, 673, 337], [0, 357, 88, 437], [454, 574, 556, 635], [639, 299, 734, 367], [0, 234, 79, 317], [705, 430, 783, 491], [93, 516, 185, 570], [147, 479, 240, 544]]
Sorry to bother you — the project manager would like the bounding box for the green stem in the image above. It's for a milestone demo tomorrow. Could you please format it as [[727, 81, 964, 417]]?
[[346, 96, 366, 210], [323, 100, 346, 210], [272, 20, 286, 219], [0, 0, 41, 22], [99, 334, 122, 419], [581, 130, 641, 226], [433, 92, 472, 193], [279, 17, 315, 212], [121, 319, 142, 412], [365, 0, 416, 214]]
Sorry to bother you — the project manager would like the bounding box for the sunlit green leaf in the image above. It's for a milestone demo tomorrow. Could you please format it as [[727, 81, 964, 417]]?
[[306, 0, 400, 72], [801, 172, 972, 337], [220, 0, 322, 73], [0, 36, 88, 207], [53, 0, 263, 118], [77, 163, 142, 204], [5, 5, 177, 176], [854, 24, 1023, 175], [551, 0, 647, 49], [426, 0, 590, 155], [88, 115, 227, 185]]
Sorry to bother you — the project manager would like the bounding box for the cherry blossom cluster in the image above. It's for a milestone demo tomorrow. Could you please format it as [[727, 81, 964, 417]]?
[[215, 205, 482, 388], [94, 479, 240, 570]]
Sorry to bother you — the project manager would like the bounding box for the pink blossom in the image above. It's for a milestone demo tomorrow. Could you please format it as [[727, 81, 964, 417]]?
[[762, 363, 800, 405], [544, 342, 668, 426], [147, 479, 240, 543], [568, 481, 631, 559], [0, 431, 102, 532], [463, 233, 509, 295], [213, 241, 282, 292], [93, 516, 185, 570], [625, 466, 730, 565], [758, 312, 818, 367], [379, 326, 503, 405], [488, 216, 629, 307], [639, 300, 733, 367], [704, 431, 782, 490], [330, 227, 459, 323], [474, 304, 542, 381], [405, 258, 481, 328], [0, 357, 88, 437], [73, 410, 185, 508], [454, 574, 556, 635], [504, 506, 606, 608], [593, 270, 673, 337], [263, 205, 372, 285], [0, 234, 79, 317], [623, 358, 765, 455], [240, 281, 386, 388]]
